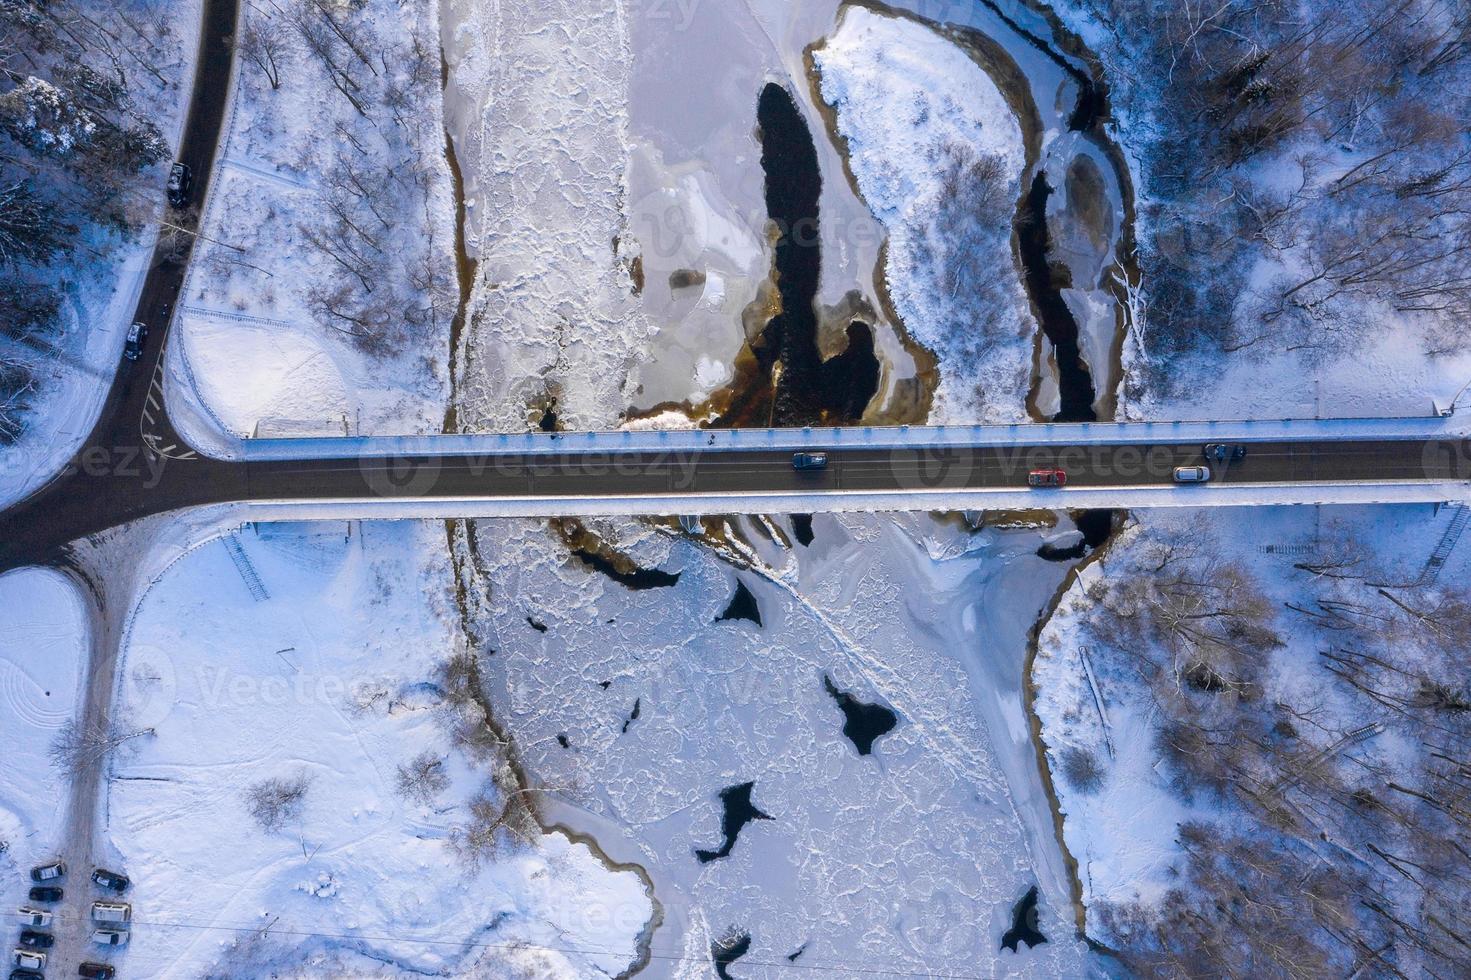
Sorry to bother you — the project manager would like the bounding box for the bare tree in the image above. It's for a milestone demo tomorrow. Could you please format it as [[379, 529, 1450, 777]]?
[[49, 718, 154, 776], [394, 749, 448, 806], [244, 771, 312, 833], [238, 15, 287, 91]]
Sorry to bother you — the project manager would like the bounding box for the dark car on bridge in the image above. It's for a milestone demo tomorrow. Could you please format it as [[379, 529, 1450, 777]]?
[[27, 887, 62, 904], [1204, 443, 1247, 462], [167, 162, 193, 208], [792, 452, 828, 471], [1028, 469, 1068, 488]]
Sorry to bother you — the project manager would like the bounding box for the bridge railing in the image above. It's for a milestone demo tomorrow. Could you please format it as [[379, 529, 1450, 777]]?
[[231, 414, 1470, 461]]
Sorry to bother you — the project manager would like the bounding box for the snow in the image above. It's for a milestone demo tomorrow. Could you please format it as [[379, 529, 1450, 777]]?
[[108, 520, 652, 977], [816, 6, 1035, 424], [0, 568, 87, 895], [176, 320, 351, 438]]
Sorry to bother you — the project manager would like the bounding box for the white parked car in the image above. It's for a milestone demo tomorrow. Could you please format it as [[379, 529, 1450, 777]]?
[[91, 928, 130, 947], [92, 901, 132, 924], [16, 907, 52, 927], [11, 948, 46, 969], [1173, 465, 1212, 484]]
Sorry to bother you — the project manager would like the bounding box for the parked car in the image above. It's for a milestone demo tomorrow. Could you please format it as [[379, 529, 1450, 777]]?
[[10, 968, 45, 980], [16, 908, 51, 928], [123, 321, 147, 361], [91, 868, 129, 893], [79, 964, 118, 980], [27, 888, 62, 904], [792, 452, 828, 471], [1203, 443, 1247, 462], [16, 933, 51, 950], [167, 161, 193, 207], [91, 901, 131, 925], [29, 862, 65, 882], [1173, 465, 1212, 483], [90, 929, 129, 947], [9, 951, 44, 971], [1028, 468, 1068, 488]]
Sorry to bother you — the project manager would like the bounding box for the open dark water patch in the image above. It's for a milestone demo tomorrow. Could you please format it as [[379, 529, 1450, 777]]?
[[621, 697, 641, 735], [791, 514, 815, 547], [823, 675, 898, 756], [712, 931, 752, 979], [1037, 509, 1119, 562], [715, 580, 762, 626], [717, 85, 879, 427], [1018, 172, 1097, 422], [695, 782, 773, 863], [1001, 885, 1048, 952], [572, 548, 681, 591]]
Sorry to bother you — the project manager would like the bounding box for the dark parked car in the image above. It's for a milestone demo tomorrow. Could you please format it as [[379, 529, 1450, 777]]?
[[91, 868, 129, 893], [17, 933, 52, 950], [27, 888, 62, 904], [792, 452, 828, 471], [79, 964, 117, 980], [1203, 443, 1247, 462], [167, 161, 192, 207], [10, 969, 45, 980], [29, 862, 64, 882], [124, 321, 147, 361]]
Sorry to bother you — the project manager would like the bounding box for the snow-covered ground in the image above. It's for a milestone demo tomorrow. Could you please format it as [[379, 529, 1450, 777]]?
[[460, 513, 1099, 977], [816, 6, 1034, 424], [167, 0, 455, 453], [0, 568, 87, 904], [1035, 502, 1471, 953], [0, 0, 202, 510], [107, 521, 653, 976]]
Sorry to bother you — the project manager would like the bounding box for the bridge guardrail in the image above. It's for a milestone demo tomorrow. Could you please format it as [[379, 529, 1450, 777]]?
[[230, 414, 1471, 462]]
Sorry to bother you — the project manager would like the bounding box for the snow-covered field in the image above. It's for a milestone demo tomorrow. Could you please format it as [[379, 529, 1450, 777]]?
[[0, 568, 87, 905], [167, 0, 455, 452], [108, 521, 652, 977], [459, 513, 1098, 977], [0, 0, 202, 510], [816, 7, 1034, 424]]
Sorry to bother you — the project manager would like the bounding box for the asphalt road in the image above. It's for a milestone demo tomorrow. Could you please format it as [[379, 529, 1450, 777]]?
[[68, 0, 238, 468], [2, 436, 1465, 571]]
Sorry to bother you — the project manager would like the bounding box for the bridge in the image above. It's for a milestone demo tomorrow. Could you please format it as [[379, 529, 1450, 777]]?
[[4, 410, 1468, 571]]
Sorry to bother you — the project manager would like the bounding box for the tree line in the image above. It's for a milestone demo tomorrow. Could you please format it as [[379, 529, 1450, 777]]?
[[1, 0, 176, 442]]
